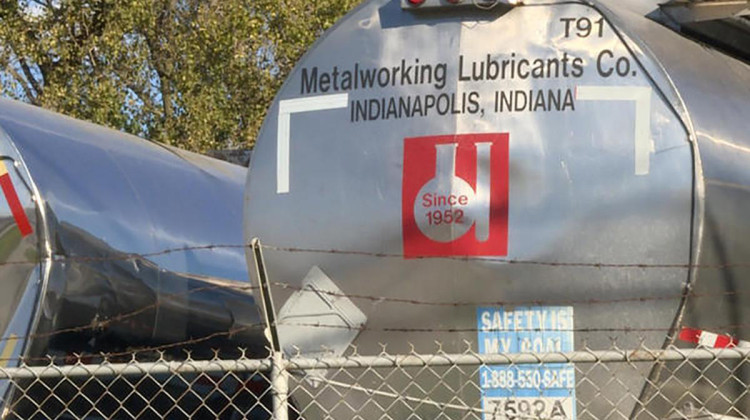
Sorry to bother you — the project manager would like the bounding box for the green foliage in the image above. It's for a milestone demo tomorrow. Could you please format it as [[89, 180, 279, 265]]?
[[0, 0, 359, 151]]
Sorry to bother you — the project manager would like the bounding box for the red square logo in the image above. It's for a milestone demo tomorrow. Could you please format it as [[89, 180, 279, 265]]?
[[402, 133, 509, 258]]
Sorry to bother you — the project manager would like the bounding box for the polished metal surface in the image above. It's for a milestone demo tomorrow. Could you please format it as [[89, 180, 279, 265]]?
[[0, 98, 248, 282], [244, 0, 748, 418], [603, 0, 750, 414], [0, 98, 265, 408]]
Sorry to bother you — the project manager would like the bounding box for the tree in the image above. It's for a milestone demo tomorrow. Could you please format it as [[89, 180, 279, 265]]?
[[0, 0, 359, 151]]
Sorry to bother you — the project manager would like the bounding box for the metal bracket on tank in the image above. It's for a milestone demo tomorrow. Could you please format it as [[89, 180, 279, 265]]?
[[251, 238, 282, 353], [401, 0, 517, 12], [659, 0, 749, 24]]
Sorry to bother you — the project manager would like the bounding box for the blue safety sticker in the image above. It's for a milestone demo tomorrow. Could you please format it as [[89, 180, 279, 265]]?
[[477, 306, 576, 420]]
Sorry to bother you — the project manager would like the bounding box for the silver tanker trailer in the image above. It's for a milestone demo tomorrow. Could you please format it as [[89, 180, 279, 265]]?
[[244, 0, 750, 418], [0, 98, 267, 417]]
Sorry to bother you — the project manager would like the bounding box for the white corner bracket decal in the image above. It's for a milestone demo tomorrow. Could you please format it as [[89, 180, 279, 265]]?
[[277, 93, 349, 194], [576, 86, 652, 176]]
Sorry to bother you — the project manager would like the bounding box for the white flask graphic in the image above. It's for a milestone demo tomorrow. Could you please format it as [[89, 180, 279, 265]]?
[[414, 142, 492, 242]]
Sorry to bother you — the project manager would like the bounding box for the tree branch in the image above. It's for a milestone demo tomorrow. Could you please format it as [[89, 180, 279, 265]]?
[[145, 0, 179, 127], [5, 64, 39, 105], [18, 57, 43, 98]]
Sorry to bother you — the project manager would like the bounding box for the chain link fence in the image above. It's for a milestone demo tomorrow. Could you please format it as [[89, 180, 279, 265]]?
[[0, 241, 746, 418], [0, 343, 748, 419]]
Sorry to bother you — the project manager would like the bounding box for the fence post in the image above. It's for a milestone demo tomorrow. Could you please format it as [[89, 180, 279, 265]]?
[[271, 351, 289, 420], [251, 238, 288, 419]]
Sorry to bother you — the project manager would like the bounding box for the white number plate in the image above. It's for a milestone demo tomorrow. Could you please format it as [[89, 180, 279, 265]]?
[[483, 397, 574, 420]]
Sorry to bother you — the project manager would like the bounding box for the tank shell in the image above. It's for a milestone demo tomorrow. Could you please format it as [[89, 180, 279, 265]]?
[[245, 0, 749, 418], [0, 97, 265, 410]]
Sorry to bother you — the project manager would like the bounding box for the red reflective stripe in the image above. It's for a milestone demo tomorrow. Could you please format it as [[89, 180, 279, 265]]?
[[678, 327, 701, 344], [714, 334, 738, 348], [679, 327, 739, 348], [0, 173, 33, 237]]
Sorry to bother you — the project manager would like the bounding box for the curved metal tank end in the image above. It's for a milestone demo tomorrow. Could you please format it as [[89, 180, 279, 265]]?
[[0, 97, 266, 363], [594, 0, 750, 416], [0, 119, 49, 408]]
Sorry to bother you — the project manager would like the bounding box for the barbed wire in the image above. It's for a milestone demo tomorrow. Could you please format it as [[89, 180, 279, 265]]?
[[261, 244, 750, 269], [1, 244, 251, 268], [2, 276, 744, 351], [2, 242, 750, 270], [6, 319, 750, 365], [0, 278, 743, 364], [0, 283, 258, 346], [272, 322, 750, 335], [270, 281, 750, 308], [1, 242, 749, 365], [1, 323, 266, 365]]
